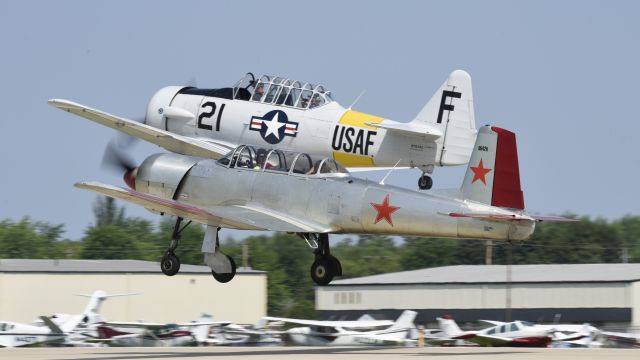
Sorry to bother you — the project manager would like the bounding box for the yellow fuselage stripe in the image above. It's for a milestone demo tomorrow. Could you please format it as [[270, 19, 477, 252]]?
[[332, 110, 383, 167]]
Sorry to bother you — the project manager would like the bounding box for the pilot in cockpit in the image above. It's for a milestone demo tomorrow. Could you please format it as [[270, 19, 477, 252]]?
[[252, 83, 265, 101]]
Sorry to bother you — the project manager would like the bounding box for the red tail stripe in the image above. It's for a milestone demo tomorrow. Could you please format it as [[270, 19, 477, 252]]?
[[490, 126, 524, 210]]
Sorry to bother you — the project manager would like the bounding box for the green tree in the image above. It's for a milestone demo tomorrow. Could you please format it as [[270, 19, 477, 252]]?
[[0, 218, 65, 258]]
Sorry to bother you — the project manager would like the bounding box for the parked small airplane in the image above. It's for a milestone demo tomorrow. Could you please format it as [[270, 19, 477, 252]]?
[[264, 310, 417, 346], [0, 316, 82, 348], [437, 315, 553, 347], [50, 70, 479, 189], [92, 315, 225, 347], [202, 320, 282, 346], [31, 290, 138, 330]]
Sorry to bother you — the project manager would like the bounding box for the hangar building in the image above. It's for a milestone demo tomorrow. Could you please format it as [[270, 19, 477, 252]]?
[[316, 264, 640, 331], [0, 259, 266, 324]]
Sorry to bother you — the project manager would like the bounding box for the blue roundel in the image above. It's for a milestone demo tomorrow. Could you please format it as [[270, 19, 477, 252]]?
[[249, 110, 299, 144]]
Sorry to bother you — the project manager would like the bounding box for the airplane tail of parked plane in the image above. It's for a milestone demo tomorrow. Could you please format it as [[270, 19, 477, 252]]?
[[411, 70, 477, 166], [460, 125, 525, 210], [191, 314, 214, 343], [437, 315, 464, 337], [77, 290, 139, 324], [385, 310, 417, 338]]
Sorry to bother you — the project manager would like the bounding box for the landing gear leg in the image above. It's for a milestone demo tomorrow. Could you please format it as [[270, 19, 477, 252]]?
[[309, 234, 342, 286], [202, 226, 236, 283], [418, 173, 433, 190], [161, 217, 191, 276]]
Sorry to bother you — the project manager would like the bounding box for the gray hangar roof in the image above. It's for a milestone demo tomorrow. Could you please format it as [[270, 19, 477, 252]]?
[[330, 264, 640, 285], [0, 259, 264, 274]]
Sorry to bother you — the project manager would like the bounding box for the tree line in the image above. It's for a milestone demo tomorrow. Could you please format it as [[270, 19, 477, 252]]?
[[1, 197, 639, 318]]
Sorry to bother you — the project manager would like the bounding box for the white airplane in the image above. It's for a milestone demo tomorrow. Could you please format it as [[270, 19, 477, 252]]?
[[50, 70, 478, 189], [32, 290, 138, 330], [437, 315, 552, 347], [92, 314, 226, 347], [263, 310, 417, 346], [481, 320, 602, 347], [202, 320, 282, 346], [0, 316, 82, 348]]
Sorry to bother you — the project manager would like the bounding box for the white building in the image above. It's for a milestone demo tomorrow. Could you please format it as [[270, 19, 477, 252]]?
[[316, 264, 640, 331], [0, 259, 266, 324]]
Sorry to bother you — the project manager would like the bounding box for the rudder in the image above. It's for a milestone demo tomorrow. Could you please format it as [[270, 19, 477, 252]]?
[[412, 70, 477, 166], [460, 125, 524, 210]]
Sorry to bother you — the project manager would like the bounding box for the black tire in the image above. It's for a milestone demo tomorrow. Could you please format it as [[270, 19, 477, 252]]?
[[212, 255, 237, 283], [161, 252, 180, 276], [310, 257, 335, 286], [418, 175, 433, 190], [328, 255, 342, 276]]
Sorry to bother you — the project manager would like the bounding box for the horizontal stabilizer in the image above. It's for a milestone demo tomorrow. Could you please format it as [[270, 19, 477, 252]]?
[[365, 120, 442, 139], [48, 99, 232, 159], [448, 212, 577, 222]]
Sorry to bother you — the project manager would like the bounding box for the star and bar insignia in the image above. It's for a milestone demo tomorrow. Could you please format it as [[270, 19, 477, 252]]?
[[250, 110, 298, 144]]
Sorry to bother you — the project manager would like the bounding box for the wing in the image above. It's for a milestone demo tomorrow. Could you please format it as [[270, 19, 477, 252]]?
[[465, 334, 513, 346], [103, 321, 168, 329], [262, 316, 394, 328], [48, 99, 233, 159], [75, 181, 332, 233]]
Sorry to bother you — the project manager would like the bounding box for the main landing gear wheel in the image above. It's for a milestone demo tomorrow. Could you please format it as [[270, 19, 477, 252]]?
[[418, 174, 433, 190], [159, 217, 191, 276], [161, 252, 180, 276], [307, 233, 342, 286], [211, 255, 237, 283]]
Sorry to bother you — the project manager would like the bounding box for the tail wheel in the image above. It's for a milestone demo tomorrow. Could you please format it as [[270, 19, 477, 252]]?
[[161, 252, 180, 276], [212, 255, 237, 283], [418, 174, 433, 190]]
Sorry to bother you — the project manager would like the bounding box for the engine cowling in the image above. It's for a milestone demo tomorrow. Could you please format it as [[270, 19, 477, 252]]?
[[145, 86, 190, 130], [135, 153, 199, 200]]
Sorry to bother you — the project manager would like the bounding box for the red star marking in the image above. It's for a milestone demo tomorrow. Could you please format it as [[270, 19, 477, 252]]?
[[470, 159, 492, 185], [371, 194, 400, 226]]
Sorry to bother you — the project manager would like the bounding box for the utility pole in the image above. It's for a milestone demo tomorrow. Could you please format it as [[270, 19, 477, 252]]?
[[505, 242, 513, 322], [242, 244, 250, 269], [485, 240, 493, 265]]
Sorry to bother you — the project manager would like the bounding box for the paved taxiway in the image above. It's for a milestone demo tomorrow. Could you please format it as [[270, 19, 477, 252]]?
[[1, 347, 638, 360]]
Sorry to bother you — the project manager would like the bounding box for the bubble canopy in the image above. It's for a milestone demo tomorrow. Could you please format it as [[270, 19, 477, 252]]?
[[216, 145, 349, 177], [233, 73, 334, 110]]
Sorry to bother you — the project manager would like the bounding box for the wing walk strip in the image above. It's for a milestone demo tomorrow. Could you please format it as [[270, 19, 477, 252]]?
[[234, 205, 329, 233]]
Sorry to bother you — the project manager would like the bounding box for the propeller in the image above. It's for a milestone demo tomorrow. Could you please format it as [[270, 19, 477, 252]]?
[[102, 137, 138, 190]]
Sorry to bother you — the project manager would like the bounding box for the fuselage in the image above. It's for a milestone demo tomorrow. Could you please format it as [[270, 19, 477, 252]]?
[[146, 86, 446, 171], [136, 152, 535, 241], [286, 326, 410, 346]]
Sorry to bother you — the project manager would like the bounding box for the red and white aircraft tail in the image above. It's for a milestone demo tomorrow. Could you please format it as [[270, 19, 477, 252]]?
[[451, 125, 575, 223], [437, 315, 465, 338], [461, 125, 524, 210]]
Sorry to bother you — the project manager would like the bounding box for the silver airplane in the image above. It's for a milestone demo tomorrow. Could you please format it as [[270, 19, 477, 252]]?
[[65, 118, 570, 285]]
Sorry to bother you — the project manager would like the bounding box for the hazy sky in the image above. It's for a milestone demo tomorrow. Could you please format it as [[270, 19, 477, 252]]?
[[1, 0, 638, 241]]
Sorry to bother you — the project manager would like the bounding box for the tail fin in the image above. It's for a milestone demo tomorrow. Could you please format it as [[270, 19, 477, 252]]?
[[460, 125, 524, 210], [191, 314, 213, 343], [389, 310, 417, 330], [437, 315, 463, 337], [411, 70, 477, 166]]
